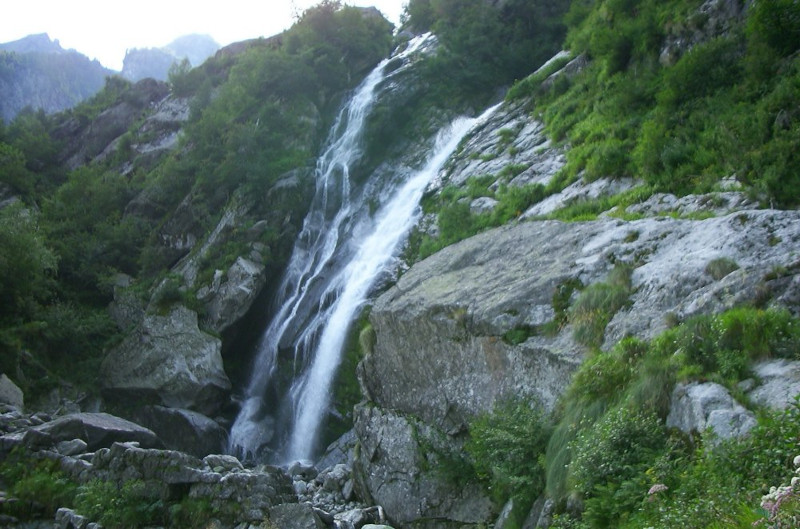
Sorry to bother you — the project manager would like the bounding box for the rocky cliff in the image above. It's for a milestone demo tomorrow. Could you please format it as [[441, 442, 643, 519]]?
[[351, 74, 800, 525]]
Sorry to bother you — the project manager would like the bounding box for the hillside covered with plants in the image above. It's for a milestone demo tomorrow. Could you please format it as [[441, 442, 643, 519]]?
[[391, 0, 800, 527], [2, 0, 800, 528]]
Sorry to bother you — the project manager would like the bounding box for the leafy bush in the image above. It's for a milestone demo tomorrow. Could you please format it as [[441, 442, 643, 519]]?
[[747, 0, 800, 57], [518, 0, 800, 206], [570, 407, 665, 527], [466, 398, 553, 505]]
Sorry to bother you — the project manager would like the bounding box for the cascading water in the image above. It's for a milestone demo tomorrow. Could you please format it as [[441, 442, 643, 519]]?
[[228, 33, 499, 463]]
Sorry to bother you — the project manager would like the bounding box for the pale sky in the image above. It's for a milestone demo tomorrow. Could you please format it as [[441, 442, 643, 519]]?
[[1, 0, 407, 70]]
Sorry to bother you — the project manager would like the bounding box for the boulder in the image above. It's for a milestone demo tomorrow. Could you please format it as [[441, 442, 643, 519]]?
[[100, 305, 230, 416], [317, 429, 358, 470], [0, 374, 23, 409], [666, 382, 756, 441], [134, 405, 227, 457], [268, 503, 326, 529], [56, 438, 89, 456], [352, 405, 493, 527], [33, 412, 161, 451], [522, 177, 639, 218], [199, 256, 266, 333], [470, 196, 499, 215], [747, 360, 800, 410]]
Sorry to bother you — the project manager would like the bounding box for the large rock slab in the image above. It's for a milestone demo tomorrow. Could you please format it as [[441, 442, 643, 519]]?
[[28, 412, 160, 451], [363, 220, 591, 433], [100, 305, 230, 415], [365, 209, 800, 435]]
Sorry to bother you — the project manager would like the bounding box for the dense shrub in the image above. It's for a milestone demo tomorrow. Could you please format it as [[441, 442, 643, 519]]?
[[545, 306, 800, 526], [466, 399, 553, 505], [747, 0, 800, 57], [404, 0, 569, 95], [0, 451, 78, 518], [511, 0, 800, 206], [570, 407, 664, 527]]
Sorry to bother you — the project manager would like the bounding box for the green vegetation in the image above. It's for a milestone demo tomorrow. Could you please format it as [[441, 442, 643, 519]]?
[[509, 0, 800, 207], [406, 176, 548, 261], [326, 310, 375, 445], [462, 306, 800, 527], [0, 451, 78, 519], [0, 451, 214, 528], [404, 0, 569, 94], [466, 399, 552, 506], [569, 264, 633, 347]]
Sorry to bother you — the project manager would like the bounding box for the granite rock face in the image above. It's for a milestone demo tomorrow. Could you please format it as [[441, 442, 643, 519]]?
[[364, 210, 800, 435], [356, 208, 800, 525]]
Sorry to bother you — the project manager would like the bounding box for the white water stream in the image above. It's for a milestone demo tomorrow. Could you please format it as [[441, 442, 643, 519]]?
[[228, 34, 498, 463]]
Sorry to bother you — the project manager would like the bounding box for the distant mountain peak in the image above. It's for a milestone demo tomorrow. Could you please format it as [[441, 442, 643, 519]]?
[[122, 34, 220, 82], [0, 33, 66, 54]]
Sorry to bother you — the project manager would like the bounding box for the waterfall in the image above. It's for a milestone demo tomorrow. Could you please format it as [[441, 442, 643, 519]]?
[[228, 33, 498, 463]]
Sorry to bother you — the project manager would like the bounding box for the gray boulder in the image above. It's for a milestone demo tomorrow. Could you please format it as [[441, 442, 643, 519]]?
[[0, 374, 23, 409], [198, 256, 266, 333], [353, 405, 493, 527], [100, 305, 230, 415], [268, 503, 326, 529], [666, 382, 756, 441], [747, 360, 800, 410], [134, 405, 227, 457]]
